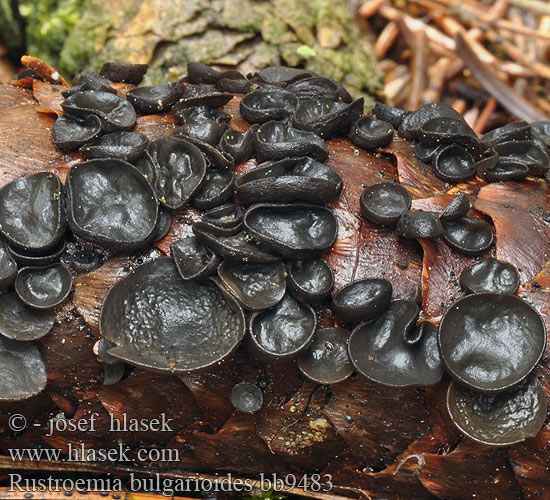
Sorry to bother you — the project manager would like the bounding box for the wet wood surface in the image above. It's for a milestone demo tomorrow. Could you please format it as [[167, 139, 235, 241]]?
[[0, 83, 549, 499]]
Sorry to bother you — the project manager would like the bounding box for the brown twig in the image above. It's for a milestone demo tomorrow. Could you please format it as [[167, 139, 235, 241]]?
[[424, 57, 451, 103], [507, 0, 550, 16], [454, 31, 548, 121], [473, 97, 498, 134], [408, 29, 427, 110], [374, 21, 400, 59], [359, 0, 388, 18]]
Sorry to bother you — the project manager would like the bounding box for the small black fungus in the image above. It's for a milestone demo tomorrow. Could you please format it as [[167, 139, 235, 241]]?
[[147, 136, 207, 211], [350, 116, 394, 149], [240, 86, 298, 124], [171, 237, 220, 282], [254, 121, 328, 162], [100, 62, 148, 84], [255, 66, 313, 86], [126, 83, 181, 114], [171, 130, 234, 169], [432, 144, 475, 182], [71, 250, 100, 275], [62, 90, 136, 132], [0, 240, 17, 290], [0, 293, 54, 341], [0, 335, 47, 401], [176, 83, 233, 109], [493, 140, 550, 176], [286, 257, 334, 304], [217, 260, 286, 311], [15, 263, 73, 310], [193, 226, 280, 264], [79, 131, 148, 163], [51, 115, 102, 149], [230, 382, 264, 413], [192, 169, 234, 210], [297, 327, 353, 384], [68, 71, 117, 96], [235, 157, 342, 206], [286, 76, 351, 102], [447, 377, 547, 446], [202, 204, 244, 234], [186, 62, 244, 85], [173, 109, 227, 145], [100, 258, 245, 373], [102, 363, 126, 386], [66, 159, 158, 251], [459, 258, 520, 295], [360, 182, 412, 225], [398, 102, 464, 141], [395, 210, 445, 239], [293, 98, 363, 139], [6, 239, 67, 267], [481, 121, 531, 150], [151, 208, 173, 243], [438, 293, 546, 392], [373, 102, 410, 129], [349, 301, 443, 387], [220, 126, 256, 163], [440, 193, 471, 221], [331, 278, 392, 324], [244, 203, 338, 258], [442, 217, 494, 255], [0, 172, 66, 253], [249, 293, 316, 360]]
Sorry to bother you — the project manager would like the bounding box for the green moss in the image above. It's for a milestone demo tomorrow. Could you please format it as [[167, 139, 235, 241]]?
[[20, 0, 83, 69], [13, 0, 383, 101]]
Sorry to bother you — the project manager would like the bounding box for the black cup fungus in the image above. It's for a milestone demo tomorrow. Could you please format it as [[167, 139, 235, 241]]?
[[447, 377, 547, 446], [360, 182, 412, 225], [244, 203, 338, 258], [459, 258, 520, 295], [438, 293, 546, 392], [286, 257, 334, 304], [15, 263, 73, 310], [100, 257, 246, 373], [0, 293, 54, 341], [0, 336, 47, 401], [62, 90, 136, 132], [217, 260, 286, 311], [297, 327, 353, 385], [231, 382, 264, 413], [249, 293, 316, 361], [349, 301, 443, 387], [66, 159, 158, 251], [171, 237, 220, 282], [332, 278, 392, 324], [0, 172, 66, 253]]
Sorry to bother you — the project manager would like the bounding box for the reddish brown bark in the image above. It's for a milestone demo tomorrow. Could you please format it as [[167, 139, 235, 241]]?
[[0, 81, 549, 500]]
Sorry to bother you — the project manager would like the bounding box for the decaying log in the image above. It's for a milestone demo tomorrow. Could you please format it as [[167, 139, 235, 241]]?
[[0, 82, 548, 500]]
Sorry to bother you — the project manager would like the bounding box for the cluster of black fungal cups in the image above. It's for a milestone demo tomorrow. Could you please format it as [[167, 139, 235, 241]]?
[[0, 61, 547, 446]]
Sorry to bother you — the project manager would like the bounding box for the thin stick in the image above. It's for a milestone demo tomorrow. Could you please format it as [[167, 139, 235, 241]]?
[[408, 29, 427, 110], [358, 0, 387, 18], [463, 106, 480, 129], [375, 21, 400, 59], [508, 0, 550, 16], [486, 17, 550, 40], [455, 32, 548, 121], [451, 99, 468, 115], [424, 57, 451, 103], [473, 97, 498, 134]]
